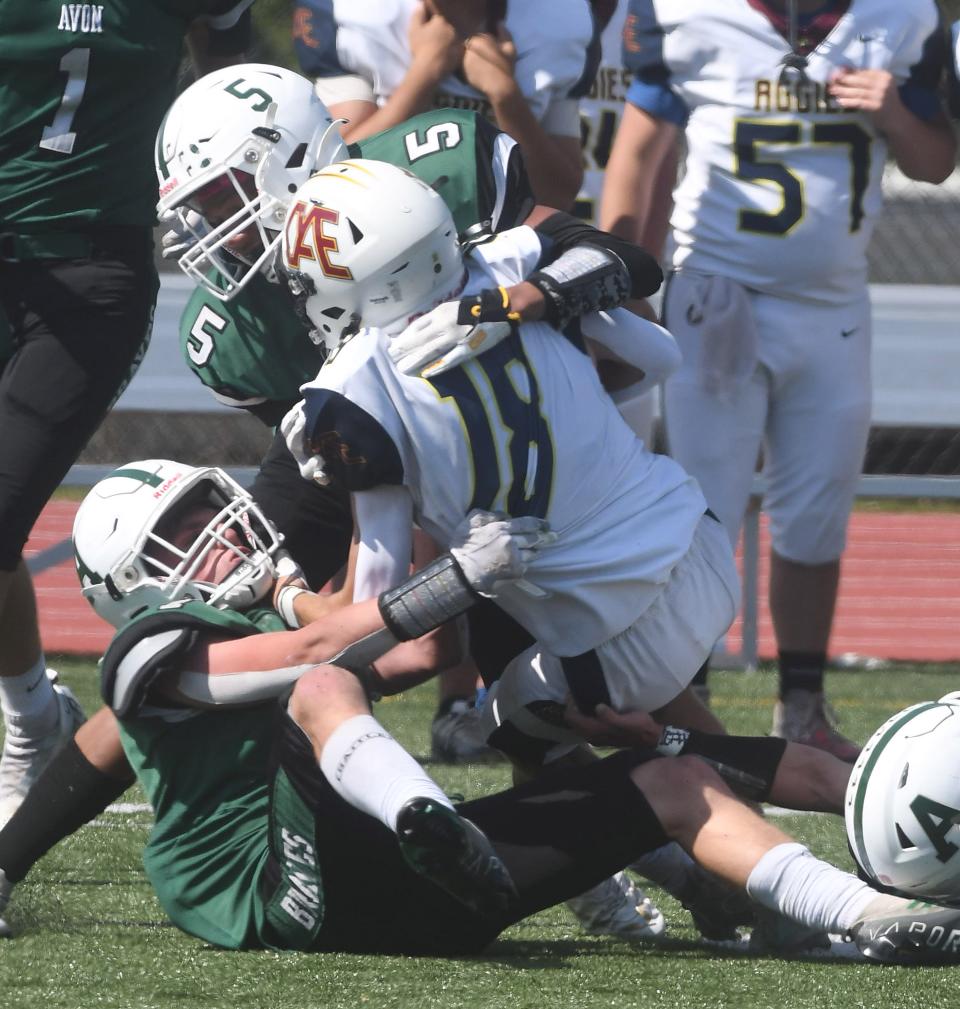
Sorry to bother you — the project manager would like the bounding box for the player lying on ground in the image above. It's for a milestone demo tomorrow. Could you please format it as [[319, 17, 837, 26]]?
[[4, 464, 960, 963]]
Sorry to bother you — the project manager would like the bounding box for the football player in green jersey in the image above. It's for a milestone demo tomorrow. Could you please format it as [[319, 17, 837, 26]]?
[[0, 0, 255, 831], [3, 461, 959, 965]]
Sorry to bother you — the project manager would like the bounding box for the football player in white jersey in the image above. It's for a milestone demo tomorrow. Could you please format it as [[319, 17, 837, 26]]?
[[600, 0, 956, 758], [281, 159, 737, 747], [291, 0, 597, 209]]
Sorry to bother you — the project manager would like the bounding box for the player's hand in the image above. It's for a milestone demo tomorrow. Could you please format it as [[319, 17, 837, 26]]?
[[159, 208, 207, 260], [279, 401, 328, 485], [563, 698, 662, 749], [449, 509, 555, 597], [408, 1, 464, 82], [461, 25, 518, 103], [827, 68, 901, 130], [389, 293, 517, 377]]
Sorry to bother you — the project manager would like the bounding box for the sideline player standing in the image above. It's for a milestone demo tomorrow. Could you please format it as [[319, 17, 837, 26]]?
[[0, 0, 255, 828], [600, 0, 956, 756]]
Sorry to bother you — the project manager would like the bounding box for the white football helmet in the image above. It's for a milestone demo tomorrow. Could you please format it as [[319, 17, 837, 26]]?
[[155, 63, 347, 301], [846, 694, 960, 905], [73, 460, 282, 628], [281, 159, 465, 352]]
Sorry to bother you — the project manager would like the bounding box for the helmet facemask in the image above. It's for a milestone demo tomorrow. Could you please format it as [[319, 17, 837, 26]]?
[[74, 462, 283, 628], [141, 475, 281, 612]]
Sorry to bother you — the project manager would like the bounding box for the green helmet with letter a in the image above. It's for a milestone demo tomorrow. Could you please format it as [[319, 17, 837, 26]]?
[[845, 694, 960, 905], [73, 460, 282, 629]]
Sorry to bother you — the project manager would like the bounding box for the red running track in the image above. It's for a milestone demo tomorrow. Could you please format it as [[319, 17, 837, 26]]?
[[26, 501, 960, 663]]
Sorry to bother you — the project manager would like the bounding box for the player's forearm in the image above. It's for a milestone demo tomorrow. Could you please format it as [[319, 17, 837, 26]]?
[[600, 106, 677, 244], [336, 67, 443, 143], [488, 90, 583, 210], [885, 113, 956, 184]]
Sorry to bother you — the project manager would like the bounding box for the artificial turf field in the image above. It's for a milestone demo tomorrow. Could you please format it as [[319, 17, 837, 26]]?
[[1, 662, 958, 1009]]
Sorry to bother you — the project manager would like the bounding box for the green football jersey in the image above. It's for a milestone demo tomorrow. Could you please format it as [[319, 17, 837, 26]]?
[[110, 601, 302, 950], [353, 107, 534, 239], [179, 107, 534, 415], [180, 271, 326, 416], [0, 1, 246, 231]]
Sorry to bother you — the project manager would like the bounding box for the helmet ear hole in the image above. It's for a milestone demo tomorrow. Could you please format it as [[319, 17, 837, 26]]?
[[896, 823, 917, 851]]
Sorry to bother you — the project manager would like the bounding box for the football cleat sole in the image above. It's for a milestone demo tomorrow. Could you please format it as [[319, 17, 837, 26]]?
[[397, 798, 517, 916]]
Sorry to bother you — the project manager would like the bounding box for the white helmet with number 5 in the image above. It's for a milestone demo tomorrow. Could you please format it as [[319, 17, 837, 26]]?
[[155, 63, 347, 301], [73, 460, 282, 628], [281, 159, 465, 353], [845, 695, 960, 905]]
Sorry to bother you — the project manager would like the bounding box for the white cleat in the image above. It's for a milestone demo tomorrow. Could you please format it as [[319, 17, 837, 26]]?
[[0, 670, 86, 829], [566, 872, 666, 943]]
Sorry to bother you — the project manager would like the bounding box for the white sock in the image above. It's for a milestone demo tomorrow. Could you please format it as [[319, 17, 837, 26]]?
[[746, 842, 878, 933], [0, 659, 57, 734], [319, 714, 454, 832], [632, 842, 698, 896]]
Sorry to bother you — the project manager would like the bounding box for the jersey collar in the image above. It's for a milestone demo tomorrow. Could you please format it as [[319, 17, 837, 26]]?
[[746, 0, 851, 56]]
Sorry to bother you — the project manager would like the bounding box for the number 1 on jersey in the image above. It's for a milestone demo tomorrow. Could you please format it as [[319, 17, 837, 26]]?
[[40, 48, 90, 155]]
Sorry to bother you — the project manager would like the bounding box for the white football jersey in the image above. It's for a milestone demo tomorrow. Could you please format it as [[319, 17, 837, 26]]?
[[623, 0, 945, 303], [299, 227, 706, 655], [575, 1, 630, 223], [294, 0, 595, 135]]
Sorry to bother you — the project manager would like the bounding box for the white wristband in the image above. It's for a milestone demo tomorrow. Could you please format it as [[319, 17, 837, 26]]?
[[276, 584, 308, 629]]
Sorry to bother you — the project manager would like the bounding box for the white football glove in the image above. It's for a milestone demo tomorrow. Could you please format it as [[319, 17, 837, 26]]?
[[449, 509, 556, 598], [279, 401, 328, 485], [389, 300, 514, 378], [159, 208, 208, 260]]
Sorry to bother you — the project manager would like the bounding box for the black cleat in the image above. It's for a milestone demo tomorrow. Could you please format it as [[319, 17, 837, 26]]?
[[675, 865, 755, 942], [396, 798, 517, 916], [850, 894, 960, 965]]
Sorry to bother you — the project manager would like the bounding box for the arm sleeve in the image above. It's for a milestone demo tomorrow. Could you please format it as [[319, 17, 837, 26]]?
[[352, 485, 415, 601], [580, 308, 682, 395]]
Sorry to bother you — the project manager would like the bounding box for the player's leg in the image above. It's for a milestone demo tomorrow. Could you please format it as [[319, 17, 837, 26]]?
[[0, 236, 155, 826], [0, 706, 133, 936], [287, 664, 515, 913], [758, 290, 871, 760], [661, 271, 768, 707], [272, 696, 511, 955]]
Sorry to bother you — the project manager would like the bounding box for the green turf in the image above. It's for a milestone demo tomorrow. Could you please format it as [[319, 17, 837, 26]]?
[[1, 662, 958, 1008]]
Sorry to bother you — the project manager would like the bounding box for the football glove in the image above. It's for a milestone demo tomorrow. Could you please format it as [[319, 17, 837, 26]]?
[[279, 401, 328, 485], [159, 209, 208, 260], [448, 509, 555, 598], [389, 287, 520, 378]]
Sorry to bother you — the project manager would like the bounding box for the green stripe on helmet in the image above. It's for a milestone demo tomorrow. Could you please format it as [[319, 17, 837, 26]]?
[[850, 702, 940, 879], [108, 467, 165, 488]]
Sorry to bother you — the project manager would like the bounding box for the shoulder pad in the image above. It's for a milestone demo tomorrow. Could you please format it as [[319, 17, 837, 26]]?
[[100, 604, 262, 719]]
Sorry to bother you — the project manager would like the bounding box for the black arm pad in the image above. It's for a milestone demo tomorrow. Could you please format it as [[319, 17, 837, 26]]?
[[378, 554, 477, 641], [533, 210, 664, 299]]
